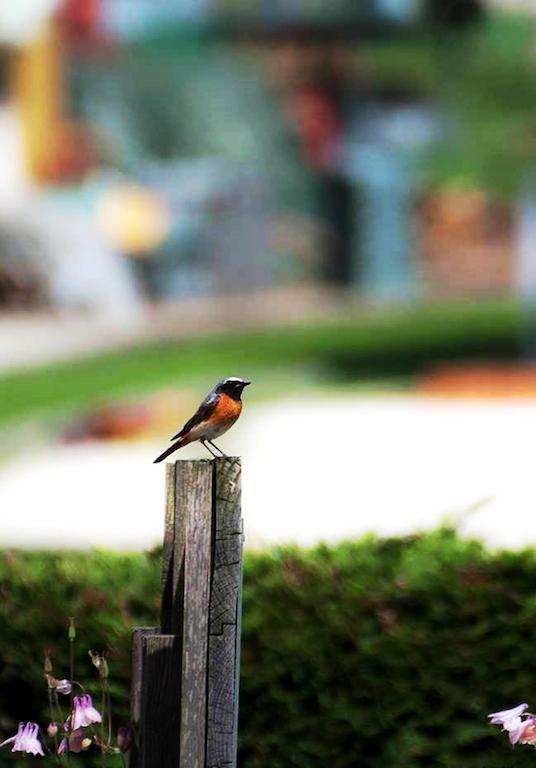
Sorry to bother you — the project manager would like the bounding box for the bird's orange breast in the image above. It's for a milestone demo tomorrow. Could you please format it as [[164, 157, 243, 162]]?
[[210, 393, 243, 428]]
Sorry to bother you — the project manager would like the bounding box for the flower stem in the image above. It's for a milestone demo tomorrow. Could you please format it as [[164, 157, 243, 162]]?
[[67, 618, 76, 766], [53, 691, 71, 767], [68, 618, 76, 728], [106, 682, 112, 747], [101, 688, 106, 768]]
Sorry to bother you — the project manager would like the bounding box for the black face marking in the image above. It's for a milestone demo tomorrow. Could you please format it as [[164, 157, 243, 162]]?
[[215, 377, 251, 400]]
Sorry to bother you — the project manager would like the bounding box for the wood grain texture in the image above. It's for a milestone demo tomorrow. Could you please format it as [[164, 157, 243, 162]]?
[[130, 627, 158, 768], [207, 458, 243, 768], [142, 635, 182, 768], [135, 458, 243, 768], [179, 460, 214, 768], [160, 463, 176, 633]]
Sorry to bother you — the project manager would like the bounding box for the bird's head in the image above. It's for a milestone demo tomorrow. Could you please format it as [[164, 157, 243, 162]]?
[[216, 377, 251, 400]]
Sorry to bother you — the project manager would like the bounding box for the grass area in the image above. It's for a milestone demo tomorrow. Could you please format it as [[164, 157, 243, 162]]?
[[0, 299, 522, 428]]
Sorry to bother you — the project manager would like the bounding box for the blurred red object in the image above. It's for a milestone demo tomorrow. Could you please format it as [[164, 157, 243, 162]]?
[[57, 0, 102, 47], [290, 86, 342, 169]]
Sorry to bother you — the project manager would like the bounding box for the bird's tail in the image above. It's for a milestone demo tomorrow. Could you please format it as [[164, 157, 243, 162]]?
[[153, 438, 187, 464]]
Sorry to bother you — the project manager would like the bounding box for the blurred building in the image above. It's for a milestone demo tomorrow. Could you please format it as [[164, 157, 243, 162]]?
[[0, 0, 141, 315], [5, 0, 533, 315]]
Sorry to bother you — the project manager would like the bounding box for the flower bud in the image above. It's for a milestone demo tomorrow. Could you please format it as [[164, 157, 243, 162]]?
[[55, 679, 73, 696], [45, 676, 72, 695], [43, 649, 53, 674], [68, 618, 76, 641], [47, 722, 58, 738], [89, 650, 109, 679], [117, 726, 134, 753]]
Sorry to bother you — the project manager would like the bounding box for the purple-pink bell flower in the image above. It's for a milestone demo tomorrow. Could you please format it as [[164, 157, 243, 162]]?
[[488, 703, 528, 732], [487, 704, 536, 746], [511, 717, 536, 746], [0, 722, 45, 756], [71, 694, 102, 730]]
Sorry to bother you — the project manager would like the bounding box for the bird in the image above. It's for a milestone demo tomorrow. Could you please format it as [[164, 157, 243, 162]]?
[[153, 377, 251, 463]]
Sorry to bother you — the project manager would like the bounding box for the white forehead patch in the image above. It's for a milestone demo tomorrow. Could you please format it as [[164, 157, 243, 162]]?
[[225, 377, 243, 383]]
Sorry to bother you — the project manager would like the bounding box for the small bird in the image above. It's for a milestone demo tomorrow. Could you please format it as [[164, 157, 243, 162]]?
[[153, 377, 251, 463]]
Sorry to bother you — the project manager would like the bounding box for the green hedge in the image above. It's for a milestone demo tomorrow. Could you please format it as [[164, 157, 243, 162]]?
[[1, 530, 535, 767]]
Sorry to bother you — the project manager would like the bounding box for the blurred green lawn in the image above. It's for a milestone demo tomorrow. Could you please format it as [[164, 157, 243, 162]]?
[[0, 299, 522, 428]]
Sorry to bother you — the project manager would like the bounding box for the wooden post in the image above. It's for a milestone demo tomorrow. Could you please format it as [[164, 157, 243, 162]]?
[[131, 458, 243, 768]]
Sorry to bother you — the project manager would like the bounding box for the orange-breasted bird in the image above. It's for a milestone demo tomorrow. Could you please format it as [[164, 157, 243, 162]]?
[[153, 377, 251, 463]]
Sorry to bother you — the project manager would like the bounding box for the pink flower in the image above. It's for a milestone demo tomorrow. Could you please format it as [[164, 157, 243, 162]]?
[[58, 728, 91, 754], [510, 717, 536, 746], [487, 704, 536, 745], [71, 694, 102, 730], [488, 703, 528, 732], [0, 722, 45, 756]]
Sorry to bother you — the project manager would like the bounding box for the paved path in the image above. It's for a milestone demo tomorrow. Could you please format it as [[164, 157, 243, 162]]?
[[0, 285, 339, 373], [1, 394, 535, 551]]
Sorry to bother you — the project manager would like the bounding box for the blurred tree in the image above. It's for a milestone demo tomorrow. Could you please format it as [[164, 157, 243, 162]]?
[[425, 0, 484, 28]]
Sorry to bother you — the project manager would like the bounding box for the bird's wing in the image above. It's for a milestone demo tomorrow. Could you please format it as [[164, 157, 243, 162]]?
[[170, 392, 219, 441]]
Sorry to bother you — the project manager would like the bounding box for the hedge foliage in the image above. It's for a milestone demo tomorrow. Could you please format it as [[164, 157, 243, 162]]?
[[1, 529, 535, 767]]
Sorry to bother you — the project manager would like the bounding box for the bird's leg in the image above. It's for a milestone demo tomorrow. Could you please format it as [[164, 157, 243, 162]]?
[[201, 440, 220, 459], [207, 440, 228, 458]]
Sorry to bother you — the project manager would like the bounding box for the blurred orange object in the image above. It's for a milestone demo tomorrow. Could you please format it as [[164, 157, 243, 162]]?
[[419, 364, 536, 398], [62, 403, 153, 442], [61, 390, 197, 443]]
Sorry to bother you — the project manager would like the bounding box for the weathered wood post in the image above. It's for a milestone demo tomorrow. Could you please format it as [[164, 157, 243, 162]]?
[[130, 457, 243, 768]]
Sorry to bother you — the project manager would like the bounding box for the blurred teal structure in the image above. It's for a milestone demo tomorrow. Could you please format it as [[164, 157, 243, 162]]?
[[0, 0, 490, 314], [100, 0, 423, 35], [66, 0, 458, 301]]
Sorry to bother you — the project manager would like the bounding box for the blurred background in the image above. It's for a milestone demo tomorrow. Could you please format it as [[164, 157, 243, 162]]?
[[1, 0, 536, 766]]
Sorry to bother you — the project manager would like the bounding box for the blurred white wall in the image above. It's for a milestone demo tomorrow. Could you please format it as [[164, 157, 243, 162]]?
[[0, 106, 27, 207], [0, 0, 60, 45]]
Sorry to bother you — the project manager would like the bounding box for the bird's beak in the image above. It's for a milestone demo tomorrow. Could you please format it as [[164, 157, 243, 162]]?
[[243, 380, 251, 386]]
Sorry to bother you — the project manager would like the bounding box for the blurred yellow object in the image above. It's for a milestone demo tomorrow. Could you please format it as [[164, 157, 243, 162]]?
[[97, 184, 171, 256], [12, 21, 64, 182]]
